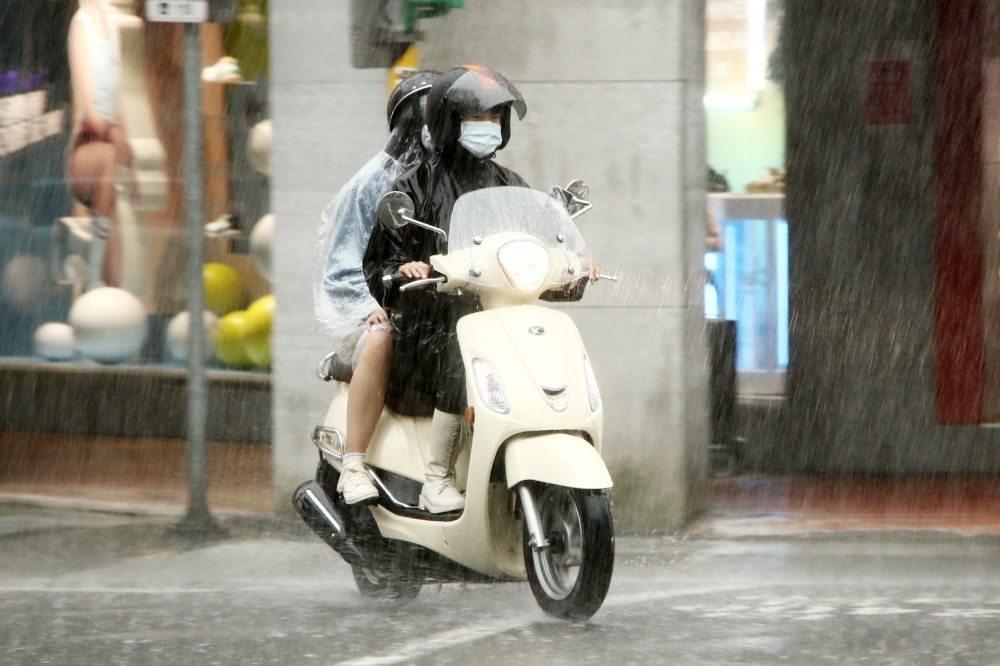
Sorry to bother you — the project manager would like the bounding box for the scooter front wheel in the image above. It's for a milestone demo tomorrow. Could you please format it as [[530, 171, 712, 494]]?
[[522, 484, 614, 621]]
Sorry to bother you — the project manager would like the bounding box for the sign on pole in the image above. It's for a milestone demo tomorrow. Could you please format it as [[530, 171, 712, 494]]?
[[146, 0, 208, 23]]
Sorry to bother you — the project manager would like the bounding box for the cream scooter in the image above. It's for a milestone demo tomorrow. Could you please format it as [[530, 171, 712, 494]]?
[[294, 183, 616, 620]]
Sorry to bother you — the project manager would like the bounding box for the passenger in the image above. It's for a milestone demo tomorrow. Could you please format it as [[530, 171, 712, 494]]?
[[315, 71, 439, 504], [363, 66, 529, 513]]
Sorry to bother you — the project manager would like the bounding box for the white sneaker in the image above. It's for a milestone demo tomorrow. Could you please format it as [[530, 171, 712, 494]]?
[[337, 462, 379, 505], [418, 477, 465, 513]]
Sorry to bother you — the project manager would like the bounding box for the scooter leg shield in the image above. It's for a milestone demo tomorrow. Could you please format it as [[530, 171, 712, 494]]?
[[292, 480, 364, 567]]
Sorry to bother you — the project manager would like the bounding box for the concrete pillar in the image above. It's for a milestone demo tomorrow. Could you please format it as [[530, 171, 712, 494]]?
[[270, 0, 709, 530], [269, 0, 388, 513]]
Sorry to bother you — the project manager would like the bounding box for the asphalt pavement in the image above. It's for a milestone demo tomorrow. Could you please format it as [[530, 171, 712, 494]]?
[[3, 504, 1000, 665]]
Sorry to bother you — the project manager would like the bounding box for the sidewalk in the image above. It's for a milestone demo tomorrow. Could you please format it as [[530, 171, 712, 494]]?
[[4, 431, 1000, 538], [690, 474, 1000, 537]]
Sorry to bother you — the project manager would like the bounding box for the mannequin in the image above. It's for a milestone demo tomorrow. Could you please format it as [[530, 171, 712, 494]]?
[[67, 0, 134, 288]]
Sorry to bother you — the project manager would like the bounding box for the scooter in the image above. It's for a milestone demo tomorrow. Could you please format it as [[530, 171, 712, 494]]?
[[293, 181, 616, 621]]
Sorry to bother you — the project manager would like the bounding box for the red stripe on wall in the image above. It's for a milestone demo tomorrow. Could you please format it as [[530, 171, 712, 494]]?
[[934, 0, 985, 424]]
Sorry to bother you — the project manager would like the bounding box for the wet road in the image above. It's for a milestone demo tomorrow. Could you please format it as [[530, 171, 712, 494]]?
[[2, 509, 1000, 665]]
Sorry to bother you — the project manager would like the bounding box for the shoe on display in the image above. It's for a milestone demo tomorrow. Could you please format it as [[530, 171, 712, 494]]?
[[746, 167, 786, 194], [201, 56, 243, 83], [337, 461, 379, 505]]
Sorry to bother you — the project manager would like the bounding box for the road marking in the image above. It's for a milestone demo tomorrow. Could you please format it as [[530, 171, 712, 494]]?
[[603, 583, 754, 607], [332, 584, 756, 666], [332, 618, 528, 666]]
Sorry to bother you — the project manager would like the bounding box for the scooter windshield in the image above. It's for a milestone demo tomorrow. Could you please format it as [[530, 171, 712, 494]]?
[[448, 187, 590, 268]]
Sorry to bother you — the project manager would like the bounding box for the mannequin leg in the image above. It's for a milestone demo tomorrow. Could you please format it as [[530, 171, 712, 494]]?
[[102, 222, 123, 288], [68, 142, 122, 287], [345, 328, 392, 455], [86, 215, 108, 290]]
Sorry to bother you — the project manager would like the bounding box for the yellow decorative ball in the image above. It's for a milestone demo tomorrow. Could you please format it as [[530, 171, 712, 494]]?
[[243, 294, 274, 368], [203, 262, 243, 315], [212, 310, 253, 368]]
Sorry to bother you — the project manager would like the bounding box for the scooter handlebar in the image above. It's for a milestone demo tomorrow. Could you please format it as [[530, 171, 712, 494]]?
[[399, 276, 448, 292], [381, 271, 447, 292]]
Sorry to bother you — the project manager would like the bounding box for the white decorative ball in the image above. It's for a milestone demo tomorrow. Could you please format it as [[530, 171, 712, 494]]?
[[249, 213, 274, 280], [69, 287, 147, 364], [248, 119, 272, 176], [1, 254, 50, 312], [34, 323, 76, 361], [166, 310, 219, 362]]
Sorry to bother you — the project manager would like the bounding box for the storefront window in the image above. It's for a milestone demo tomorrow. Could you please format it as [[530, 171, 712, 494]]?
[[705, 0, 787, 396], [0, 0, 272, 378]]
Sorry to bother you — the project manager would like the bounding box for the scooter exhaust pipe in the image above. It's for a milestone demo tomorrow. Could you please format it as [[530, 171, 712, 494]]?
[[292, 481, 364, 567]]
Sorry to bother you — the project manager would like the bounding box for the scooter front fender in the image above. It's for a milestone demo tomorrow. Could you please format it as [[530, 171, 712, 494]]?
[[505, 433, 613, 490]]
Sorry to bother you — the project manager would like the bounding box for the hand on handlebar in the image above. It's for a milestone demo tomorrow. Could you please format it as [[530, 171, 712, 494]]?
[[382, 265, 445, 294], [588, 260, 601, 284], [583, 259, 618, 284], [399, 261, 431, 279]]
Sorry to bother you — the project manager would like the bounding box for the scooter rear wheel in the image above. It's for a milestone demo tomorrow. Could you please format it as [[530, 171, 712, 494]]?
[[523, 484, 614, 621], [351, 563, 422, 600]]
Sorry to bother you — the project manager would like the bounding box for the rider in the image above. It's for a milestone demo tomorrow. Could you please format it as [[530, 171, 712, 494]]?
[[315, 70, 439, 504], [363, 66, 529, 513]]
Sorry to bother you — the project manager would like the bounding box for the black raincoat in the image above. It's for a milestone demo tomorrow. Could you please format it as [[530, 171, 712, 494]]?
[[363, 146, 529, 417]]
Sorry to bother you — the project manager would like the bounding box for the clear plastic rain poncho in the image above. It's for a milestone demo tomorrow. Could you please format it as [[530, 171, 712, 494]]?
[[314, 150, 406, 353]]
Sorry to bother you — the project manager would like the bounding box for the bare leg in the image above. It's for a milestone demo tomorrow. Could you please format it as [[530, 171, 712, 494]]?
[[68, 142, 122, 287], [346, 328, 393, 455]]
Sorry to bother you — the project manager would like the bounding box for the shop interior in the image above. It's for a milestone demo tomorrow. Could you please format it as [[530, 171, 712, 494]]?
[[704, 0, 788, 399], [0, 0, 272, 441]]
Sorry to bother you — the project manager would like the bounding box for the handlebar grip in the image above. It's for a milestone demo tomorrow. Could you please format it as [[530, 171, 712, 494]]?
[[381, 272, 410, 287]]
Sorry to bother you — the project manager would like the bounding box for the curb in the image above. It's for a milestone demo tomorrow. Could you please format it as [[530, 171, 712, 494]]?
[[0, 492, 269, 519]]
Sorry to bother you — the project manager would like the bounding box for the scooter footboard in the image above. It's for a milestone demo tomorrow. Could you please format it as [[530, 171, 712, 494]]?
[[504, 433, 613, 490]]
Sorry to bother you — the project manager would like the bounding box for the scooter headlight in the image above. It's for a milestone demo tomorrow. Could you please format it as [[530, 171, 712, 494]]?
[[497, 241, 550, 293], [472, 358, 510, 414], [584, 356, 600, 412]]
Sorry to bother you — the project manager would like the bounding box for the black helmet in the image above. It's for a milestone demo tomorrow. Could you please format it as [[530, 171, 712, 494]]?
[[425, 66, 527, 152], [387, 70, 440, 130]]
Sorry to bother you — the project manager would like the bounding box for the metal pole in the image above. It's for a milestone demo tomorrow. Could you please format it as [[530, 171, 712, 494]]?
[[176, 20, 224, 538]]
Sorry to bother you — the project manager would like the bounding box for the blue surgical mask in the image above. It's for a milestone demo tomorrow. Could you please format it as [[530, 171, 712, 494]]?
[[458, 121, 502, 158]]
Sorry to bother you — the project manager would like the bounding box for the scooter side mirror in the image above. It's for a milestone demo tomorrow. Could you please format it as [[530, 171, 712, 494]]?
[[376, 191, 449, 242], [549, 181, 593, 219], [566, 180, 589, 202], [377, 191, 415, 231]]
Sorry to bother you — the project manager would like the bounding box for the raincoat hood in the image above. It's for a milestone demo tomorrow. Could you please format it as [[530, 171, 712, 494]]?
[[425, 66, 527, 154]]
